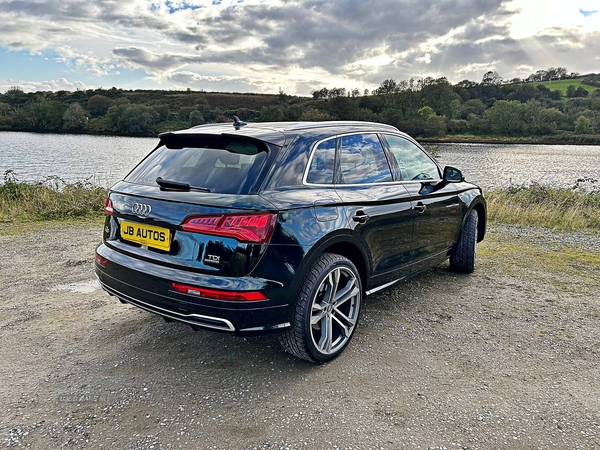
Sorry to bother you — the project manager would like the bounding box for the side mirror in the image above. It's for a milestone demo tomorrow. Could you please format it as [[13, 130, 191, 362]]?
[[443, 166, 464, 183]]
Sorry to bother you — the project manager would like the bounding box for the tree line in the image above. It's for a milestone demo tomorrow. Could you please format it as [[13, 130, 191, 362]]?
[[0, 68, 599, 141]]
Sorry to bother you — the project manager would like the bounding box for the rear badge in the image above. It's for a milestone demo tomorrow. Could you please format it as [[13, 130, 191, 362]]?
[[132, 203, 152, 217], [204, 254, 220, 265]]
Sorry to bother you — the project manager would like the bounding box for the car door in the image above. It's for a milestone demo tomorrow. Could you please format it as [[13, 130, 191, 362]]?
[[332, 133, 415, 289], [381, 134, 462, 273]]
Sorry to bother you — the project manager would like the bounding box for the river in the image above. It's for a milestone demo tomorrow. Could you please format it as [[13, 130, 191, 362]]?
[[1, 131, 599, 190]]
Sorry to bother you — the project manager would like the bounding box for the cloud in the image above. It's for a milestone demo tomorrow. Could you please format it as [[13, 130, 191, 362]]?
[[0, 77, 88, 92], [0, 0, 598, 94]]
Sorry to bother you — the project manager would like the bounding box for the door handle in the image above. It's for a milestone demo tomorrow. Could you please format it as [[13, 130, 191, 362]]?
[[352, 211, 370, 223], [414, 202, 427, 213]]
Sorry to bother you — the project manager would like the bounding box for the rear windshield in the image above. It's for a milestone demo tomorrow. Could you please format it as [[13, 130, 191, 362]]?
[[125, 135, 269, 194]]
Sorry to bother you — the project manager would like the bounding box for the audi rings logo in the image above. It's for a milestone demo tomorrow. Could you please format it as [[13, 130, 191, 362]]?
[[132, 203, 152, 217]]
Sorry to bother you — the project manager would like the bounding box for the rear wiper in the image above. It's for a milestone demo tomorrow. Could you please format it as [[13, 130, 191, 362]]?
[[156, 177, 211, 192]]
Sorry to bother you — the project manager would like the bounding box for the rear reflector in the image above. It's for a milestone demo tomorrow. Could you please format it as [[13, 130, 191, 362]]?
[[181, 212, 277, 244], [95, 253, 108, 267], [170, 282, 268, 302], [104, 198, 114, 215]]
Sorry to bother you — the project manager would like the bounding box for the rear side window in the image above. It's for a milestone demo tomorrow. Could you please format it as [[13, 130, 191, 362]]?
[[306, 138, 336, 184], [339, 134, 393, 184], [125, 136, 269, 194]]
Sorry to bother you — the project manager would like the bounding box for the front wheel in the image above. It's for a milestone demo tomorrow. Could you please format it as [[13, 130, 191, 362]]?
[[279, 253, 362, 363], [450, 209, 478, 273]]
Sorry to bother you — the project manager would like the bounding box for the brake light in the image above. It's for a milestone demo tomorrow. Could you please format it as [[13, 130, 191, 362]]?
[[170, 282, 267, 302], [181, 212, 277, 244], [104, 198, 114, 215]]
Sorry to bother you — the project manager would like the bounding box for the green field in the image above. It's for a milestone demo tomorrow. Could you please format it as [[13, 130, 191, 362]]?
[[531, 77, 597, 97]]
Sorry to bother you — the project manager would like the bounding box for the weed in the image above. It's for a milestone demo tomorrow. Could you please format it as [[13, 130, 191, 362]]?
[[0, 170, 107, 222]]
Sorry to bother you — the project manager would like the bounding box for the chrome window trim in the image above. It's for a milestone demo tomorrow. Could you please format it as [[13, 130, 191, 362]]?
[[303, 131, 439, 187]]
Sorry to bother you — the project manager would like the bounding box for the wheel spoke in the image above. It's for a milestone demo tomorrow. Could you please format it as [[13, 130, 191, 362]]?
[[332, 310, 355, 337], [310, 303, 326, 326], [334, 279, 359, 307], [317, 314, 333, 353], [324, 269, 340, 304]]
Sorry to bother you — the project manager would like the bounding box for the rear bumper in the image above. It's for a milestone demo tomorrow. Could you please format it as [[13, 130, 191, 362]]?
[[95, 243, 292, 335]]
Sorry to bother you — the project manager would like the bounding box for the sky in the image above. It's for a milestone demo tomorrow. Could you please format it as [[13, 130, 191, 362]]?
[[0, 0, 599, 96]]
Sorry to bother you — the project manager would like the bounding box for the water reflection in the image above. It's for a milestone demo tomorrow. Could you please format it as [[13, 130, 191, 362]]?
[[0, 131, 156, 187], [428, 142, 600, 190]]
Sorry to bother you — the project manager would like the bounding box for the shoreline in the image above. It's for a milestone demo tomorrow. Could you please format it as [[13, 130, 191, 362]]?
[[2, 128, 600, 146]]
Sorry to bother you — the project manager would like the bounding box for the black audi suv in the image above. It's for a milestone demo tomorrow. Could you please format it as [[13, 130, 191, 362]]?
[[95, 120, 486, 362]]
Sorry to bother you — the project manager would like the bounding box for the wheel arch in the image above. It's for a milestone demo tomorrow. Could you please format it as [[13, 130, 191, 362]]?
[[292, 232, 370, 297], [470, 200, 487, 242]]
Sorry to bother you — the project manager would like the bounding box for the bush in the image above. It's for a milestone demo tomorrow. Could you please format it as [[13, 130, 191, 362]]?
[[0, 171, 106, 222], [487, 182, 600, 231]]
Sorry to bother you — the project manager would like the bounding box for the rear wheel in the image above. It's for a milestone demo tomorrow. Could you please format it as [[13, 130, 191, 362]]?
[[279, 253, 362, 363], [450, 209, 478, 273]]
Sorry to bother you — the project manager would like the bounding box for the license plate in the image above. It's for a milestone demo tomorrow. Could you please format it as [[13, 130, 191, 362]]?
[[120, 221, 171, 251]]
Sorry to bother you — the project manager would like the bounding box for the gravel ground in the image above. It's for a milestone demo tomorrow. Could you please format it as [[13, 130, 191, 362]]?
[[0, 222, 599, 449]]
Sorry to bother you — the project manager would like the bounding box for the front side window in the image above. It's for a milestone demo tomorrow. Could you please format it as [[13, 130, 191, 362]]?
[[338, 134, 393, 184], [384, 135, 440, 181]]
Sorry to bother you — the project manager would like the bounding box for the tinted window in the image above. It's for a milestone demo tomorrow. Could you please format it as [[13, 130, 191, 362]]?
[[339, 134, 392, 184], [306, 138, 336, 184], [384, 135, 440, 181], [125, 136, 268, 194]]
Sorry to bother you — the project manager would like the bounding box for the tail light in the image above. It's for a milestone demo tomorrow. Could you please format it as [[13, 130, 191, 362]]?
[[170, 282, 268, 302], [104, 198, 114, 215], [181, 212, 277, 244]]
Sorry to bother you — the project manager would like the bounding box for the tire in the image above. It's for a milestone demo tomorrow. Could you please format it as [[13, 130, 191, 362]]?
[[279, 253, 362, 363], [450, 209, 478, 273]]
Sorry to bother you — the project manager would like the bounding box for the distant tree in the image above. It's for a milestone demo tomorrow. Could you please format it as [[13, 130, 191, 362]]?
[[420, 78, 461, 118], [287, 103, 304, 120], [574, 87, 589, 98], [375, 78, 399, 95], [188, 110, 204, 126], [106, 104, 159, 134], [457, 99, 486, 119], [522, 100, 562, 135], [574, 116, 594, 134], [484, 100, 525, 135], [259, 105, 285, 122], [481, 71, 502, 86], [327, 87, 346, 98], [507, 84, 541, 103], [27, 99, 67, 130], [62, 103, 87, 131], [152, 104, 170, 121], [311, 88, 329, 100], [300, 108, 335, 121], [418, 106, 447, 137], [87, 95, 114, 117], [179, 106, 195, 121], [0, 102, 10, 117]]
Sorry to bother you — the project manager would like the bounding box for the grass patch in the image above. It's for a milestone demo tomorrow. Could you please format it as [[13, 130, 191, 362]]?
[[487, 183, 600, 231], [0, 171, 107, 223], [530, 78, 597, 98], [478, 232, 600, 295]]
